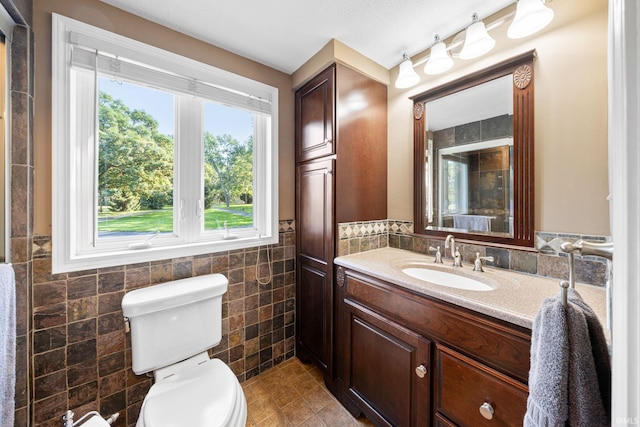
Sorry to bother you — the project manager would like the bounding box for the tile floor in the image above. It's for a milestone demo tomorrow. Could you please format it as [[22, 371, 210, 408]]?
[[242, 357, 375, 426]]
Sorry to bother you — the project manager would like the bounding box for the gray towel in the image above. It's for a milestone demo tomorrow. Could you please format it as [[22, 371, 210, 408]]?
[[567, 288, 611, 422], [524, 292, 569, 427], [524, 289, 610, 427], [0, 264, 15, 427]]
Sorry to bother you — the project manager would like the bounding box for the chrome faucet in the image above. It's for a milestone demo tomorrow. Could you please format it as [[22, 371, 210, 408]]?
[[445, 235, 461, 267], [445, 234, 454, 258]]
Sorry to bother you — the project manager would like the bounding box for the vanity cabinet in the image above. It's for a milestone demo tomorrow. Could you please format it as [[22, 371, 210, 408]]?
[[295, 64, 387, 377], [335, 267, 531, 427]]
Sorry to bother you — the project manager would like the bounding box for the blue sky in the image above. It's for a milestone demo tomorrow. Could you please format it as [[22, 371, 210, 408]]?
[[99, 78, 253, 142]]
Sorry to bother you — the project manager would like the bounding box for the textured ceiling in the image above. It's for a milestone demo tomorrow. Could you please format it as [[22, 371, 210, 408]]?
[[100, 0, 514, 74]]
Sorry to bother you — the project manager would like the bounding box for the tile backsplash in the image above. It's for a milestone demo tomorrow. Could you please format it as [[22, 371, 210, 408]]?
[[338, 219, 611, 287]]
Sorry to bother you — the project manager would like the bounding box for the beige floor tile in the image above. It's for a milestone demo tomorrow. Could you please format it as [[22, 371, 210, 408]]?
[[242, 383, 259, 404], [307, 366, 324, 384], [255, 410, 291, 427], [300, 384, 336, 413], [297, 414, 326, 427], [281, 396, 315, 426], [244, 380, 277, 404], [278, 359, 309, 377], [270, 383, 302, 408], [299, 360, 317, 372], [244, 358, 375, 427], [316, 400, 359, 427], [244, 413, 257, 426], [290, 371, 320, 395], [243, 374, 261, 386], [247, 396, 280, 425], [258, 369, 287, 388]]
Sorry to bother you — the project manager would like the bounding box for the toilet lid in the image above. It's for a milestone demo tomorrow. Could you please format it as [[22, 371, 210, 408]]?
[[143, 358, 240, 427]]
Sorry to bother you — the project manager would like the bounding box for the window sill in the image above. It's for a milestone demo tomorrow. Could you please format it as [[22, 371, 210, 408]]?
[[52, 233, 278, 274]]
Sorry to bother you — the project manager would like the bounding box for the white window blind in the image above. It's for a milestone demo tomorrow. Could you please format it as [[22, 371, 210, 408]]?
[[69, 31, 272, 115]]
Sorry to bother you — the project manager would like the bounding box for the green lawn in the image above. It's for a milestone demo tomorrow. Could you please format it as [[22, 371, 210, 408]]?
[[98, 205, 253, 232]]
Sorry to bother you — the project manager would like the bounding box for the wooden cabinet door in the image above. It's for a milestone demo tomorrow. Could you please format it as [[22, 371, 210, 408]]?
[[296, 159, 334, 375], [296, 66, 335, 162], [342, 298, 431, 427]]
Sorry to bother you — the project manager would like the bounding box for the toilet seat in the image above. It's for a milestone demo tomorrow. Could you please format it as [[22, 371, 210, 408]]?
[[137, 358, 247, 427]]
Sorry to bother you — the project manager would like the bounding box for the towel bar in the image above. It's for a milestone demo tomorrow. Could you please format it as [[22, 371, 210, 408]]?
[[560, 239, 613, 288], [561, 239, 613, 328], [560, 239, 613, 260]]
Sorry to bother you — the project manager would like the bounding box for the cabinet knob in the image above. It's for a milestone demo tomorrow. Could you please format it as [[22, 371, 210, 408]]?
[[415, 364, 427, 378], [479, 402, 494, 420]]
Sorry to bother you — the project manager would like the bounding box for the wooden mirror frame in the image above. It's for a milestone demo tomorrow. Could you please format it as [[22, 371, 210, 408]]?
[[412, 50, 535, 248]]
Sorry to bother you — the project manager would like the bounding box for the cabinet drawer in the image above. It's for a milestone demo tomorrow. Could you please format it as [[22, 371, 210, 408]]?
[[436, 345, 528, 427]]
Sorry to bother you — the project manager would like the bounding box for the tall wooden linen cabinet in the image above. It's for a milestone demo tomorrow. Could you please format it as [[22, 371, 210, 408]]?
[[295, 63, 387, 377]]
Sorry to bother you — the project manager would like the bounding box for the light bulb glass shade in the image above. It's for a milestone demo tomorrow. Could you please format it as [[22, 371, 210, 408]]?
[[424, 40, 453, 75], [395, 54, 420, 89], [459, 18, 495, 60], [507, 0, 554, 39]]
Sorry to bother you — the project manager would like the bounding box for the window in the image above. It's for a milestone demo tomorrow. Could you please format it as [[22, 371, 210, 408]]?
[[441, 154, 469, 215], [52, 14, 278, 273]]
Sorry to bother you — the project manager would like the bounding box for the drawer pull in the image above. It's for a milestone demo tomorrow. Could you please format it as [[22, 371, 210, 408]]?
[[415, 364, 428, 378], [479, 402, 495, 420]]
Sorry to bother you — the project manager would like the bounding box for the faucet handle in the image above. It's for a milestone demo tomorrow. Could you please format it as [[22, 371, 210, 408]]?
[[473, 253, 494, 272], [429, 246, 443, 263]]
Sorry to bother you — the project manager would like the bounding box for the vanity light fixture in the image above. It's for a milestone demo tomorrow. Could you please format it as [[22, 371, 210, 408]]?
[[424, 34, 454, 75], [459, 13, 496, 60], [393, 2, 554, 86], [507, 0, 555, 39], [395, 52, 421, 89]]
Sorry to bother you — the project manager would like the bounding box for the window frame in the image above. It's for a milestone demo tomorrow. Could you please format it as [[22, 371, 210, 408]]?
[[52, 14, 279, 273]]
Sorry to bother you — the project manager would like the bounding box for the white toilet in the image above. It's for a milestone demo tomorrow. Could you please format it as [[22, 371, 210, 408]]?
[[121, 274, 247, 427]]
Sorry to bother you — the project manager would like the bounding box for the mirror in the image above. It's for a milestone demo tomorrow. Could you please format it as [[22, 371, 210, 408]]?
[[413, 51, 535, 247], [429, 75, 513, 237]]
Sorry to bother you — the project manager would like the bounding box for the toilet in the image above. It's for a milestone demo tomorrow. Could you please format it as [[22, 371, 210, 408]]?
[[121, 274, 247, 427]]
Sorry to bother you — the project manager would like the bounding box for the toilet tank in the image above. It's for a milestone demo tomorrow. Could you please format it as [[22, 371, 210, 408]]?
[[121, 274, 228, 375]]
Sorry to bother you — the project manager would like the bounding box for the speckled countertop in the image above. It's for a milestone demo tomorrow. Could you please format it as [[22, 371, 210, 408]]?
[[334, 247, 607, 330]]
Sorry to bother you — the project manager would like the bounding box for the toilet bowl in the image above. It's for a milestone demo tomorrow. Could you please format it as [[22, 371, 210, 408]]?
[[121, 274, 247, 427], [137, 354, 246, 427]]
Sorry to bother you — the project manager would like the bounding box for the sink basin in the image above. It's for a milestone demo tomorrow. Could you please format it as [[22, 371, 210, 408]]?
[[401, 267, 495, 291]]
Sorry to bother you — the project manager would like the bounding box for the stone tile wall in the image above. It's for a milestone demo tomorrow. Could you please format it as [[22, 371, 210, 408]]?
[[2, 0, 35, 425], [29, 220, 295, 427], [338, 219, 610, 287]]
